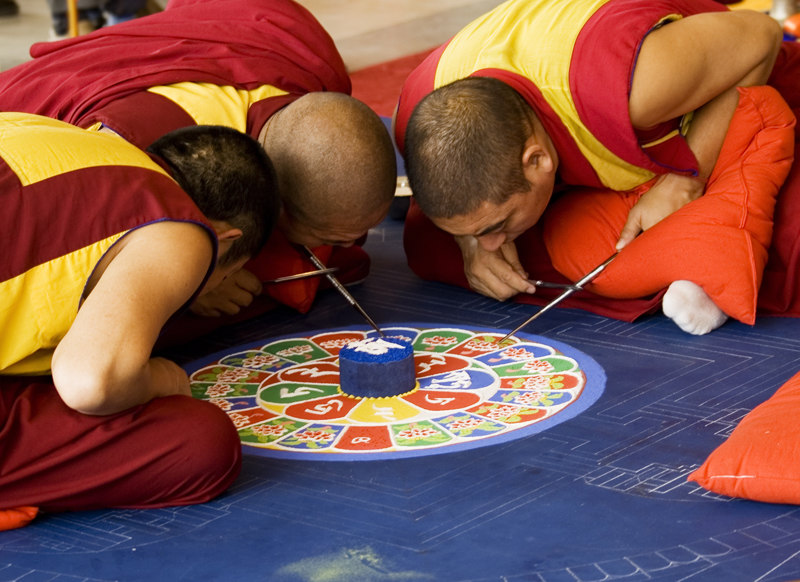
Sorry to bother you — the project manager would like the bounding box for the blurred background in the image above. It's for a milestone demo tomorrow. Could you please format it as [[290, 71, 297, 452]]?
[[0, 0, 504, 72]]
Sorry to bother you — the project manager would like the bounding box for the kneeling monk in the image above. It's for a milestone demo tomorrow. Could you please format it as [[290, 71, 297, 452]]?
[[0, 119, 281, 529]]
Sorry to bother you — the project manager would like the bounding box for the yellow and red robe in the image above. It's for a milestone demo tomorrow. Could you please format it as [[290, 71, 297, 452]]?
[[395, 0, 732, 190], [0, 0, 364, 317], [0, 0, 349, 147], [396, 0, 800, 321], [0, 113, 215, 375]]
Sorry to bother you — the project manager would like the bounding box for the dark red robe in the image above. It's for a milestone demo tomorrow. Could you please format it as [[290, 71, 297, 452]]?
[[0, 0, 364, 318], [398, 0, 800, 322], [0, 114, 238, 522], [0, 0, 349, 135]]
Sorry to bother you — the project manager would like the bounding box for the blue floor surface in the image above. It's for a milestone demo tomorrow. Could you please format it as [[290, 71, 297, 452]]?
[[3, 216, 800, 581]]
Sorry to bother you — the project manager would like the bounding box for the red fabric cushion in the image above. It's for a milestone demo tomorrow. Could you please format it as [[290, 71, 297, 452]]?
[[244, 229, 334, 314], [688, 370, 800, 504], [403, 198, 664, 322], [245, 230, 371, 314], [543, 86, 795, 324]]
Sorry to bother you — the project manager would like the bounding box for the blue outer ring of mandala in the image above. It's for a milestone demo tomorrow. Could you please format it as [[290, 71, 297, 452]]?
[[183, 322, 606, 461]]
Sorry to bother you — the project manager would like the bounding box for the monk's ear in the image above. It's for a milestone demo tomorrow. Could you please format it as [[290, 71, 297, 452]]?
[[521, 137, 555, 178], [208, 220, 243, 258], [216, 227, 243, 244]]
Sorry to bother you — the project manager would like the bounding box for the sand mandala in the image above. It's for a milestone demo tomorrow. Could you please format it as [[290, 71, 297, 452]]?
[[185, 324, 606, 460]]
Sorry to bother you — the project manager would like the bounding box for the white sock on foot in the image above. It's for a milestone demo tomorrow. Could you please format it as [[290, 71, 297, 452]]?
[[662, 280, 728, 335]]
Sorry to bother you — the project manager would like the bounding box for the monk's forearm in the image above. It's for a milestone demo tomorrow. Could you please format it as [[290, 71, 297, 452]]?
[[684, 87, 741, 180]]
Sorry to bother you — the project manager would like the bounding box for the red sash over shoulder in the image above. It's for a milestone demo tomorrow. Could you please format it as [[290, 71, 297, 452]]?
[[0, 0, 364, 317], [399, 0, 800, 321], [396, 0, 727, 188]]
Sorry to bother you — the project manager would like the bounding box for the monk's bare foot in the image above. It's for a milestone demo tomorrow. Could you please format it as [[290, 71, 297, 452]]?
[[662, 280, 728, 335]]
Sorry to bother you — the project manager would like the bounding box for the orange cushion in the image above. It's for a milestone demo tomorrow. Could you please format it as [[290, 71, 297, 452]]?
[[0, 506, 38, 531], [543, 86, 796, 324], [688, 371, 800, 504], [785, 14, 800, 38], [243, 229, 333, 314]]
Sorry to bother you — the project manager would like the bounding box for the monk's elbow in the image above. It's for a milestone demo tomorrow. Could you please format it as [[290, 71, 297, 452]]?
[[51, 358, 116, 415]]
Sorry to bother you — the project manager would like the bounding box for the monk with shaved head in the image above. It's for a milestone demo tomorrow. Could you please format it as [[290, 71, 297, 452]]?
[[261, 92, 396, 250], [394, 0, 800, 334], [0, 0, 397, 321]]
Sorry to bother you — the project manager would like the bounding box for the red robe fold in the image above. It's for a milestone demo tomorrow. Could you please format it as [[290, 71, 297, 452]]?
[[398, 0, 800, 322], [0, 0, 350, 127], [0, 0, 362, 316]]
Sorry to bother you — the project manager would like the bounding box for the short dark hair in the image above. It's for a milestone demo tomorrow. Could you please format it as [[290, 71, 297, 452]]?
[[404, 77, 532, 219], [148, 126, 281, 265]]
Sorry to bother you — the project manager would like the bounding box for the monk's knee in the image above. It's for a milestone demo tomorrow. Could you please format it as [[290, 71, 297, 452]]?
[[143, 396, 242, 507]]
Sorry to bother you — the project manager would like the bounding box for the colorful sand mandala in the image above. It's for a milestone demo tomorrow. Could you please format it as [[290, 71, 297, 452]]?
[[185, 324, 605, 460]]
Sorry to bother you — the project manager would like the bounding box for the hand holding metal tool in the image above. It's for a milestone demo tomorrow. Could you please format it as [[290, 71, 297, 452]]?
[[498, 251, 619, 343], [302, 246, 385, 337]]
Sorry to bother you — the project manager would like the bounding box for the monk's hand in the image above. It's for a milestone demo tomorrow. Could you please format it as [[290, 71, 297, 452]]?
[[456, 236, 537, 300], [190, 268, 262, 317], [616, 173, 705, 250]]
